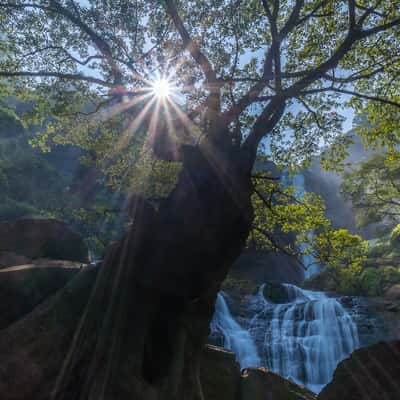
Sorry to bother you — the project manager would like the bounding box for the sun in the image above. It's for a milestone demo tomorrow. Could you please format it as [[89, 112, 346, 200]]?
[[151, 78, 171, 98]]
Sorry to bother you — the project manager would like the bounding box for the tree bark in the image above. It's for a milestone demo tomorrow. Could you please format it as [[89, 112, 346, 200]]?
[[0, 141, 253, 400]]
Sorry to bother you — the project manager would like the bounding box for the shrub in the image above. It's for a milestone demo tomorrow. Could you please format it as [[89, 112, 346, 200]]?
[[382, 266, 400, 290], [390, 224, 400, 250], [360, 267, 383, 296], [368, 241, 391, 258]]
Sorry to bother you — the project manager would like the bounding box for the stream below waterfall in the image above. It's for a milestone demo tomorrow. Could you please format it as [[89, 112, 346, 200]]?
[[210, 283, 360, 393]]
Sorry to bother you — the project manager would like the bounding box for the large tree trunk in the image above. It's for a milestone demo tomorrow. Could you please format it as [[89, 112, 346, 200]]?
[[0, 142, 253, 400]]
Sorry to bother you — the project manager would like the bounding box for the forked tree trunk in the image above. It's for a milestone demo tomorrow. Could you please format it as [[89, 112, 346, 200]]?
[[43, 141, 253, 400]]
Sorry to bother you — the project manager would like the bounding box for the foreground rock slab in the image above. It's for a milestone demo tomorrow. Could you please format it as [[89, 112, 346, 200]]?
[[201, 344, 316, 400], [319, 340, 400, 400], [0, 262, 83, 329]]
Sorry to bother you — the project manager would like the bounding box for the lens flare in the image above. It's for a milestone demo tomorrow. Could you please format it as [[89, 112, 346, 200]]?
[[152, 78, 171, 98]]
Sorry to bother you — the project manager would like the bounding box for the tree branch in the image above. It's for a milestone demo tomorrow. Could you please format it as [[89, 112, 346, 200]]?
[[222, 0, 305, 126], [164, 0, 217, 84], [360, 16, 400, 38], [296, 96, 324, 129], [300, 87, 400, 108], [242, 98, 286, 167]]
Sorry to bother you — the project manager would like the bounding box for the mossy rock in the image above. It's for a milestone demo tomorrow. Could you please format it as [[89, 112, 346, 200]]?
[[384, 284, 400, 301], [302, 270, 338, 292], [222, 275, 259, 297], [263, 282, 290, 303]]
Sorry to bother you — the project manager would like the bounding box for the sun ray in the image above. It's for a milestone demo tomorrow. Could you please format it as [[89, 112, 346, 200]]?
[[92, 92, 153, 124], [167, 100, 202, 143], [152, 78, 171, 99], [112, 98, 157, 156]]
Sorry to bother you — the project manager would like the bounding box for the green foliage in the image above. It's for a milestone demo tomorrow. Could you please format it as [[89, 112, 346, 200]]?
[[390, 224, 400, 250], [250, 174, 368, 285], [360, 267, 383, 296], [70, 205, 126, 257], [342, 153, 400, 228], [367, 239, 392, 258], [309, 229, 368, 294], [0, 101, 127, 257], [0, 197, 46, 221], [382, 265, 400, 287], [313, 229, 368, 273], [0, 101, 23, 137], [250, 175, 328, 250], [124, 148, 181, 199], [305, 237, 400, 296], [359, 266, 400, 296]]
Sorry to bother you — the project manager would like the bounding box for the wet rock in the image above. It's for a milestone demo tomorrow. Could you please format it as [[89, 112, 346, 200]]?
[[338, 296, 353, 307], [263, 282, 290, 303], [385, 303, 400, 312]]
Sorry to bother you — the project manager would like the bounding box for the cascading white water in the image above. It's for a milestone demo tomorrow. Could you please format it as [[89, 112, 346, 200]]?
[[249, 284, 360, 393], [292, 173, 322, 278], [210, 284, 360, 393], [210, 293, 261, 369]]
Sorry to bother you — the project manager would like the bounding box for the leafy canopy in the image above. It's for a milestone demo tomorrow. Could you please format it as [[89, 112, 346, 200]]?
[[0, 0, 399, 178], [341, 152, 400, 229]]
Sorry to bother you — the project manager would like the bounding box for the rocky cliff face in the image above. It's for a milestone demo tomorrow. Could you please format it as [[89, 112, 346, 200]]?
[[231, 250, 305, 285]]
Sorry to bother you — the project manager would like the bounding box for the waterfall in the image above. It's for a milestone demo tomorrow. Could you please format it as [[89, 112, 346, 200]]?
[[249, 284, 360, 393], [210, 293, 261, 369], [210, 284, 360, 393], [292, 173, 322, 278]]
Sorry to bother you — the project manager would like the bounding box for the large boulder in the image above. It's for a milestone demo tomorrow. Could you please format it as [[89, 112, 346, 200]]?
[[201, 345, 316, 400], [385, 284, 400, 302], [0, 252, 31, 269], [318, 340, 400, 400], [201, 345, 241, 400], [0, 218, 88, 263], [232, 249, 304, 286], [262, 281, 291, 303], [0, 262, 83, 329], [0, 268, 98, 400], [240, 368, 316, 400]]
